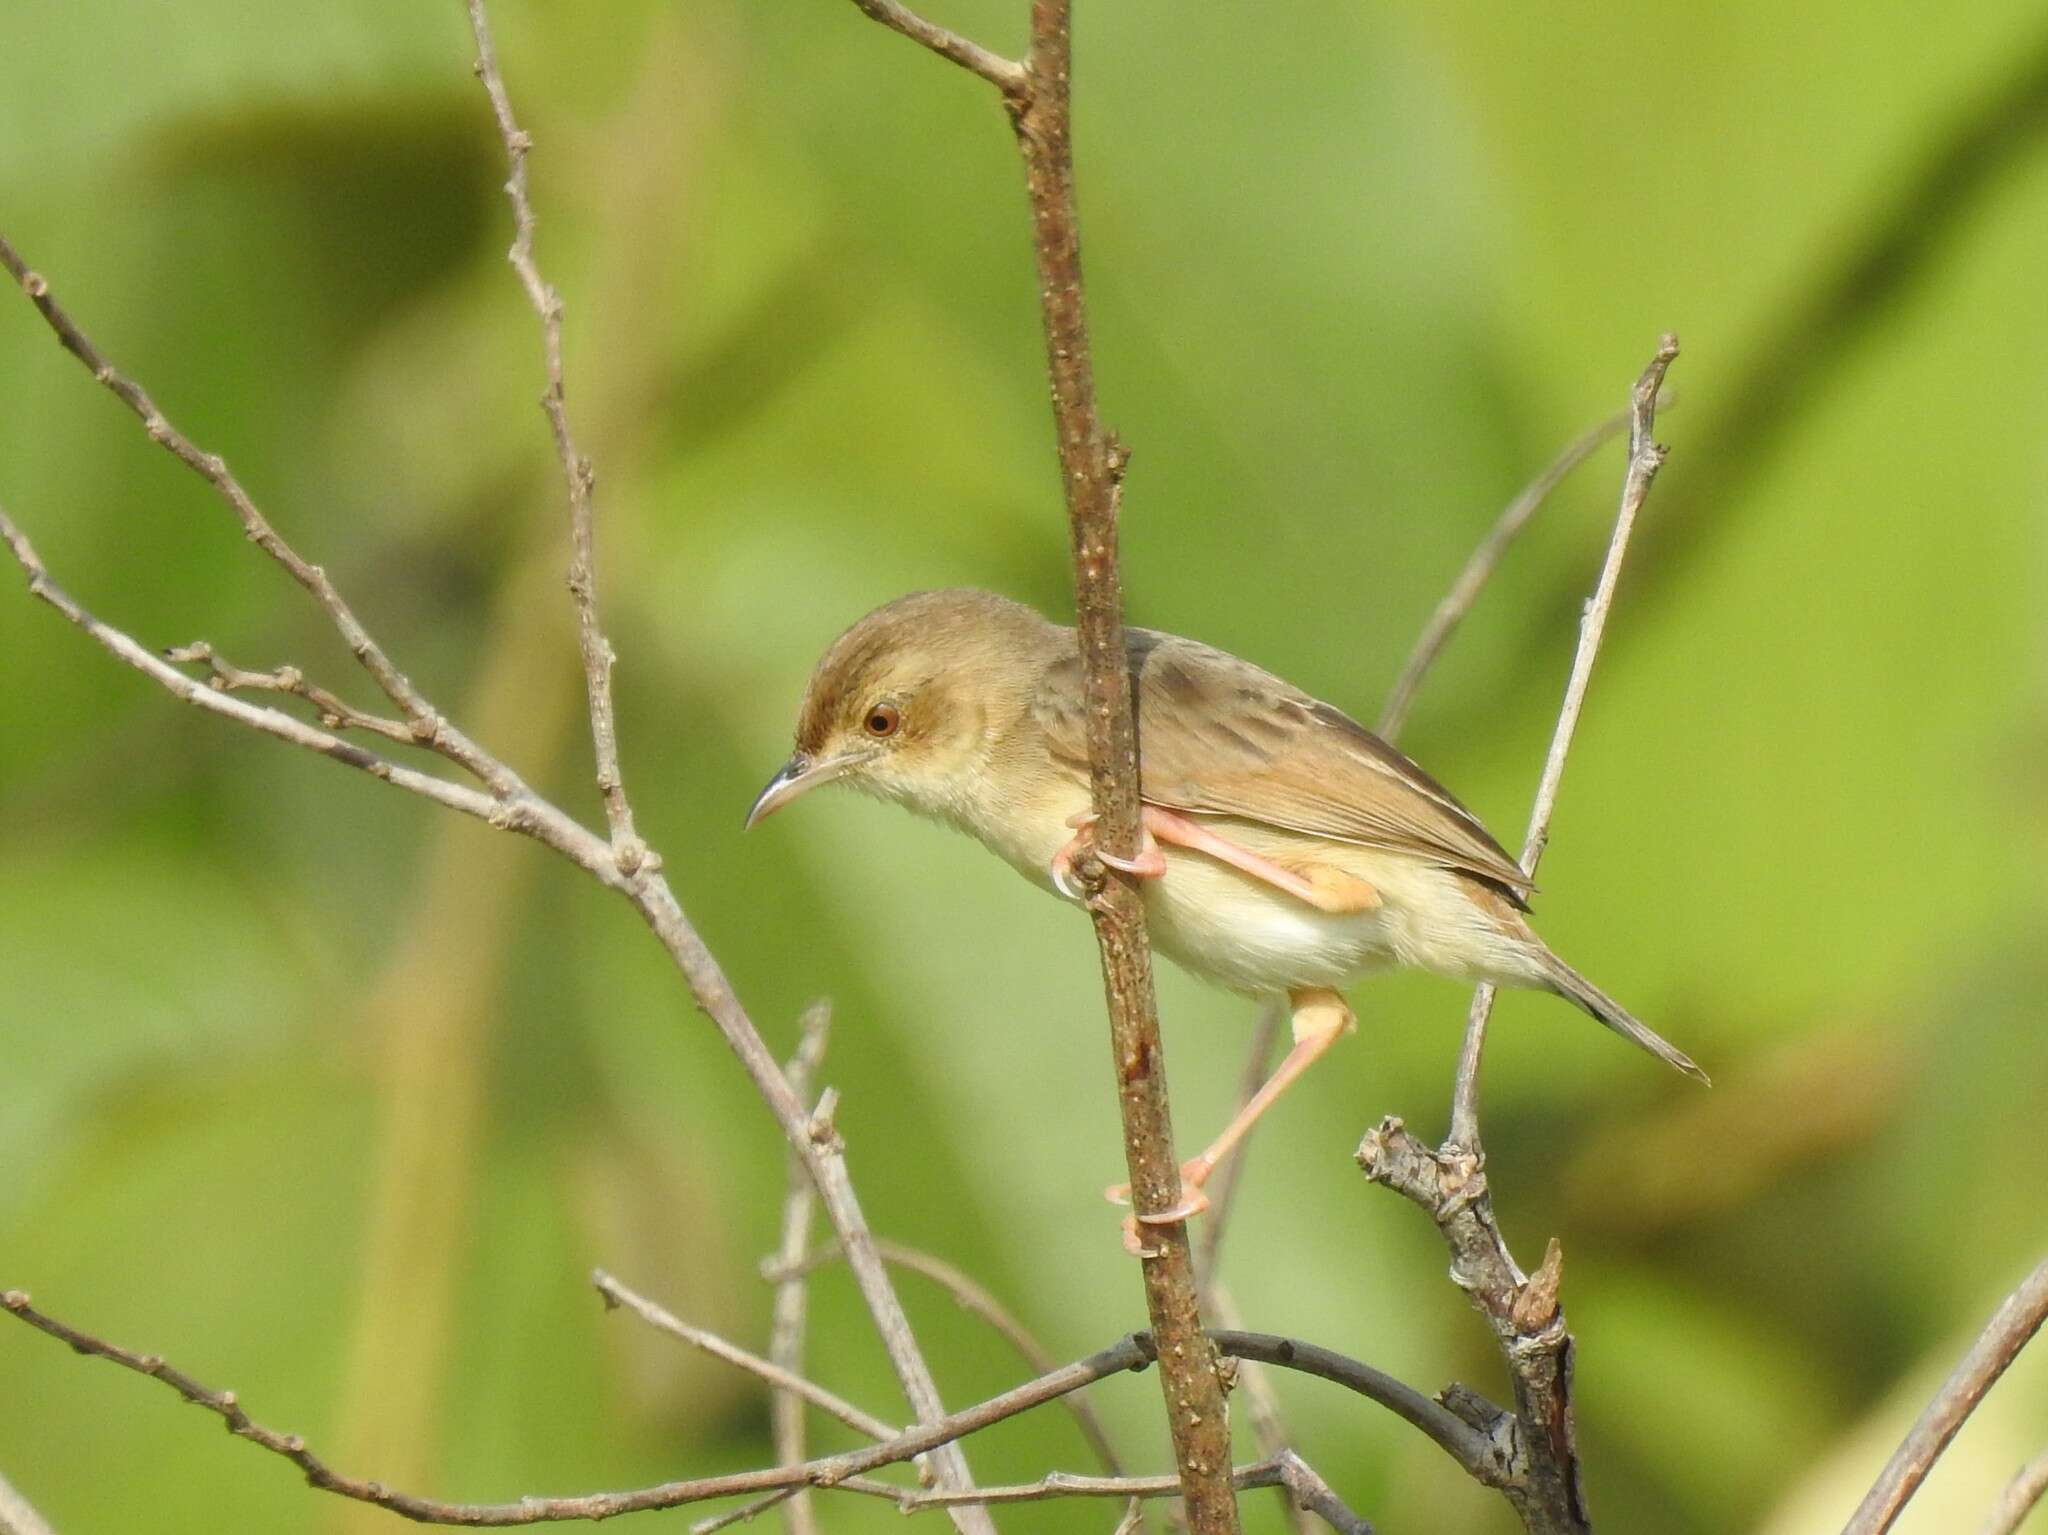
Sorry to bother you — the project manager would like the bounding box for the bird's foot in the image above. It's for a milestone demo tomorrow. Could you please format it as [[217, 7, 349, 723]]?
[[1106, 1154, 1215, 1256], [1049, 811, 1167, 900]]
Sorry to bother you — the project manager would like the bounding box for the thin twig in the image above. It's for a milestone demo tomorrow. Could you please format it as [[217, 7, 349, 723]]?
[[1844, 1254, 2048, 1535], [843, 0, 1027, 95], [1376, 409, 1629, 742], [2, 70, 993, 1535], [0, 509, 537, 841], [768, 1001, 833, 1535], [772, 1237, 1126, 1478], [1207, 1283, 1316, 1535], [164, 642, 417, 746], [592, 1270, 897, 1442], [0, 1289, 1148, 1526], [0, 232, 516, 797], [894, 1451, 1372, 1533], [1979, 1449, 2048, 1535], [1446, 335, 1679, 1152], [463, 0, 641, 868], [0, 1470, 57, 1535]]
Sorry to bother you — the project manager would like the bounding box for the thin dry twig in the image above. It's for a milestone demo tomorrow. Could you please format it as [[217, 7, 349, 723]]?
[[0, 509, 532, 836], [1376, 409, 1629, 742], [772, 1237, 1126, 1478], [768, 1001, 833, 1535], [2, 1284, 1482, 1526], [463, 0, 641, 868], [843, 0, 1027, 95], [592, 1270, 897, 1442], [163, 642, 418, 746], [1844, 1254, 2048, 1535], [0, 1470, 57, 1535], [892, 1451, 1371, 1533], [4, 40, 996, 1530], [0, 233, 514, 796], [1447, 334, 1680, 1151], [1207, 1282, 1316, 1535], [0, 1289, 1148, 1526], [1979, 1448, 2048, 1535]]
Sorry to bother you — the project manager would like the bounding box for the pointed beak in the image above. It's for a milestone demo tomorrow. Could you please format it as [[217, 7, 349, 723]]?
[[744, 749, 869, 829]]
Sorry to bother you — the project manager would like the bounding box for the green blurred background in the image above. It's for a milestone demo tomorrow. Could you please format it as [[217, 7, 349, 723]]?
[[4, 2, 2046, 1531]]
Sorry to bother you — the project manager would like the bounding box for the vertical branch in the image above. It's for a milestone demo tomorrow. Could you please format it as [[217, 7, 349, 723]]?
[[464, 0, 643, 867], [1446, 336, 1678, 1152], [1008, 4, 1240, 1529]]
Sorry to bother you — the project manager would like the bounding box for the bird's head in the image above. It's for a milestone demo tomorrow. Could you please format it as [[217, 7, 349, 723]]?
[[746, 588, 1056, 829]]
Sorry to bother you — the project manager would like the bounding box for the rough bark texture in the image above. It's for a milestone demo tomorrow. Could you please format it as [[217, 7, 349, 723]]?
[[1009, 3, 1240, 1528]]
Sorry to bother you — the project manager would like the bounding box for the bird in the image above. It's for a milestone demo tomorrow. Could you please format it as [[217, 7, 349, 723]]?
[[747, 588, 1704, 1245]]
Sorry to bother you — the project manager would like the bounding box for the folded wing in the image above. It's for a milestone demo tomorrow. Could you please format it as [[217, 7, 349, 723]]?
[[1033, 629, 1532, 898]]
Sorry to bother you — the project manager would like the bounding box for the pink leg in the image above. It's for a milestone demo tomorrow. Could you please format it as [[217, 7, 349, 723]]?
[[1108, 988, 1355, 1251], [1141, 806, 1380, 914], [1049, 811, 1167, 899]]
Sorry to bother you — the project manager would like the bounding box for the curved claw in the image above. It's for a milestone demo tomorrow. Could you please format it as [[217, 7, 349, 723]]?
[[1121, 1216, 1163, 1259], [1096, 841, 1167, 878]]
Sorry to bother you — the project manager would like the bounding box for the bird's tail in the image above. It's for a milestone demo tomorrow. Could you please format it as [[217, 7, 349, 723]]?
[[1536, 951, 1709, 1085]]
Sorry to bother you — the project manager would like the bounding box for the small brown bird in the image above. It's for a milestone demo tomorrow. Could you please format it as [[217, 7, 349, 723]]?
[[748, 589, 1703, 1239]]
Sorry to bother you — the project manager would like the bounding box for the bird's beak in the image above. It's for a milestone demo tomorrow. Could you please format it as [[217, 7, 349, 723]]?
[[744, 749, 869, 829]]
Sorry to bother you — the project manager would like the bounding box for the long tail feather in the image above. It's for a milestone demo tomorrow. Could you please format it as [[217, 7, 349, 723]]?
[[1537, 952, 1709, 1085]]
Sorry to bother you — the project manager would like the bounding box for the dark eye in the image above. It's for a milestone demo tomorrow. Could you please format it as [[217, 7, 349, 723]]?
[[863, 703, 902, 738]]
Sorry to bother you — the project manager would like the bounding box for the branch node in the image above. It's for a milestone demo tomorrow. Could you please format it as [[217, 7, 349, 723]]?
[[1510, 1238, 1565, 1334]]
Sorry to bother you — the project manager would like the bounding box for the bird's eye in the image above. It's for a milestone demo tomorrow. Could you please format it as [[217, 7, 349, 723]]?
[[863, 703, 902, 738]]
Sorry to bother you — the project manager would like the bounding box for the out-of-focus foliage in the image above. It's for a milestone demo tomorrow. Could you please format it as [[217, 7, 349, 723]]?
[[3, 2, 2046, 1531]]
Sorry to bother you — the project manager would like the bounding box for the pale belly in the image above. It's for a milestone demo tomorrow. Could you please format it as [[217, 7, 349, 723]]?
[[976, 800, 1540, 999]]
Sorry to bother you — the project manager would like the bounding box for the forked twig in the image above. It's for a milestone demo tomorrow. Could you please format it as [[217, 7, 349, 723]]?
[[771, 1237, 1126, 1478]]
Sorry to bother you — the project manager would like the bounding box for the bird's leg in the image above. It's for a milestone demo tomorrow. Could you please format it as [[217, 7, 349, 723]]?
[[1107, 987, 1355, 1253], [1048, 810, 1167, 900], [1140, 806, 1381, 914]]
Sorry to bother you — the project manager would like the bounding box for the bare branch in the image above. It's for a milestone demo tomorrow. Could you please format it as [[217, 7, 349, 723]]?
[[772, 1236, 1126, 1478], [163, 642, 418, 746], [1447, 334, 1680, 1151], [462, 0, 642, 867], [1356, 1117, 1575, 1529], [894, 1451, 1371, 1533], [842, 0, 1027, 96], [593, 1270, 897, 1442], [1206, 1282, 1316, 1535], [1844, 1254, 2048, 1535], [0, 507, 553, 845], [1004, 2, 1240, 1523], [768, 1001, 833, 1535], [0, 1470, 57, 1535], [1376, 409, 1629, 743], [0, 233, 516, 796], [1979, 1449, 2048, 1535], [0, 1289, 1151, 1526]]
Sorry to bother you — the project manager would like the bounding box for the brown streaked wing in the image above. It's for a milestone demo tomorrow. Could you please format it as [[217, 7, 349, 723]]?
[[1033, 629, 1532, 895]]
